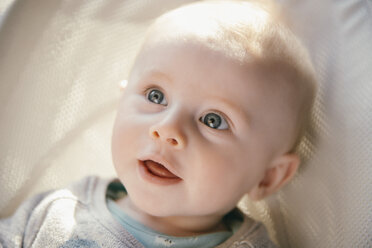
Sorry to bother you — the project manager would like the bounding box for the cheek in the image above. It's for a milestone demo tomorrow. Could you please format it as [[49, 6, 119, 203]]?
[[112, 97, 149, 143], [113, 114, 136, 145], [192, 140, 263, 189], [111, 112, 144, 170], [186, 147, 247, 209]]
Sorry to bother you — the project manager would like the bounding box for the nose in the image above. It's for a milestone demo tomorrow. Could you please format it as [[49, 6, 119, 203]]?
[[149, 109, 187, 149]]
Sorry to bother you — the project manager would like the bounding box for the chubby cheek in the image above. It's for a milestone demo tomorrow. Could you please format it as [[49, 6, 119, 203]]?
[[186, 147, 248, 214], [188, 175, 243, 215], [111, 112, 143, 176]]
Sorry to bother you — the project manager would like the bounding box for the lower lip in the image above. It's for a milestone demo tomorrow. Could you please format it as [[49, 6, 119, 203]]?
[[138, 160, 182, 186]]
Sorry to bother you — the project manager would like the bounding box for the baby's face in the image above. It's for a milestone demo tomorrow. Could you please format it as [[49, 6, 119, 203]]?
[[112, 37, 292, 218]]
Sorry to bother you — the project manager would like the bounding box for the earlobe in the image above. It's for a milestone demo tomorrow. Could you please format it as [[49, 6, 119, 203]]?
[[248, 153, 300, 201], [119, 80, 128, 91]]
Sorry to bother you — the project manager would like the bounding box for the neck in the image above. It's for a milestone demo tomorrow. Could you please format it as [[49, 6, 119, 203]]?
[[116, 196, 228, 237]]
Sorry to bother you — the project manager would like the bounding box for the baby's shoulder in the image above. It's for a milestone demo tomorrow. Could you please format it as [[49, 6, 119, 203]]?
[[29, 175, 106, 210], [0, 176, 120, 248]]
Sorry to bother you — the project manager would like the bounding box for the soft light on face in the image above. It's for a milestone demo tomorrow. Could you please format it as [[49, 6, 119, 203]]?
[[111, 35, 291, 219]]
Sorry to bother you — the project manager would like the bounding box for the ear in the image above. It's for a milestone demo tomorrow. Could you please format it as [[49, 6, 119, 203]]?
[[119, 80, 128, 91], [248, 153, 300, 201]]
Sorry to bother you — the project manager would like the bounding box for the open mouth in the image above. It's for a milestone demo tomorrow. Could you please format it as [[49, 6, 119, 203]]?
[[143, 160, 179, 179], [138, 159, 182, 185]]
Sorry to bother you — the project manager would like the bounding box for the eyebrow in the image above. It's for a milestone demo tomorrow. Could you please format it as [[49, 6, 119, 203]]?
[[142, 70, 173, 84]]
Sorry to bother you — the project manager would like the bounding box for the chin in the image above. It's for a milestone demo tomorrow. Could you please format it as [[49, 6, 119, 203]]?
[[149, 203, 187, 217], [129, 194, 176, 216]]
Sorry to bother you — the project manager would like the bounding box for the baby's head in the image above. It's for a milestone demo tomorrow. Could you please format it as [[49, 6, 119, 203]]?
[[112, 0, 316, 223]]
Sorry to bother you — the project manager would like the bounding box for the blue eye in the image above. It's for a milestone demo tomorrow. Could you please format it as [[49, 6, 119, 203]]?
[[147, 89, 167, 105], [200, 112, 229, 130]]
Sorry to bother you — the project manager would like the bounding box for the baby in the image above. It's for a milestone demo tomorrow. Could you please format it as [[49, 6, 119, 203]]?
[[0, 1, 316, 247]]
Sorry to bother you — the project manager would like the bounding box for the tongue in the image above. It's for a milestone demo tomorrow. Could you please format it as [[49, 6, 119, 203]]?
[[145, 160, 179, 179]]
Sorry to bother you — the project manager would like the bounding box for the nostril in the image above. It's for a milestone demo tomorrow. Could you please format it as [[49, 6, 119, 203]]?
[[167, 138, 178, 146], [149, 128, 183, 147], [152, 131, 160, 138]]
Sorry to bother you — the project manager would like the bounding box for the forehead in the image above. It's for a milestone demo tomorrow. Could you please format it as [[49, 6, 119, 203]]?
[[132, 37, 268, 98]]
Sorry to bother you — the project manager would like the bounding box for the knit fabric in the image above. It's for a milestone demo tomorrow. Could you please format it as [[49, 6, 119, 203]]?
[[0, 176, 277, 248]]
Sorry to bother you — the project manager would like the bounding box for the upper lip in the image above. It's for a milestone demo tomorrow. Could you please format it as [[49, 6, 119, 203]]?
[[138, 153, 182, 179]]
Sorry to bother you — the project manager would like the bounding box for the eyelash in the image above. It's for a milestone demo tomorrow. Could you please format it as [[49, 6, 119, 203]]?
[[144, 87, 231, 130], [144, 85, 163, 96], [199, 111, 230, 130]]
